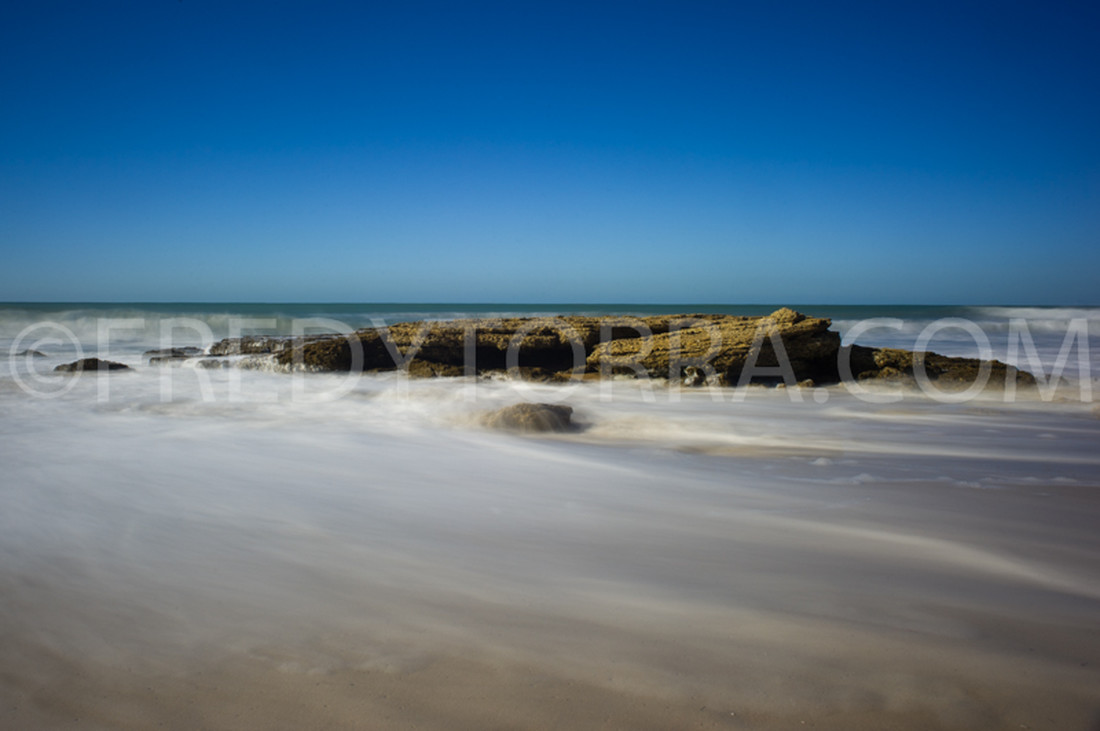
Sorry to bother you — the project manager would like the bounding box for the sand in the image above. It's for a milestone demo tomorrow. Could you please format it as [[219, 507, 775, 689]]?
[[2, 373, 1100, 730], [3, 472, 1099, 730]]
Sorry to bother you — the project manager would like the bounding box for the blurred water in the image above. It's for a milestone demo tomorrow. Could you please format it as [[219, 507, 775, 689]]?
[[2, 305, 1099, 726]]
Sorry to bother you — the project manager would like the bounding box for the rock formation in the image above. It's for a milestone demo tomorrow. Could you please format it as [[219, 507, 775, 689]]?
[[145, 346, 203, 364], [587, 307, 840, 385], [844, 345, 1034, 389], [54, 358, 131, 373], [200, 308, 1035, 392], [483, 403, 575, 433], [207, 336, 293, 356]]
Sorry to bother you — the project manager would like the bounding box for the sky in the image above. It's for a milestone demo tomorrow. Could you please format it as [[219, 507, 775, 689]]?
[[1, 1, 1098, 304]]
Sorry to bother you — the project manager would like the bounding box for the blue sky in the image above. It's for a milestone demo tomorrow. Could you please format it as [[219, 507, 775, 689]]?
[[1, 1, 1097, 304]]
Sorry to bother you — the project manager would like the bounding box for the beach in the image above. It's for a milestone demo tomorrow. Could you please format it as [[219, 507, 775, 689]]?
[[7, 0, 1099, 726], [2, 305, 1099, 729]]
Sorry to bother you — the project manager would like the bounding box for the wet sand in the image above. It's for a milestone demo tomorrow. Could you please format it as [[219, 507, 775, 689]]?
[[3, 472, 1099, 730], [5, 643, 1097, 731], [2, 381, 1100, 729]]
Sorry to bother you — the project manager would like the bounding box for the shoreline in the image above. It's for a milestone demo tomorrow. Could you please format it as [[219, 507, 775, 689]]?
[[3, 416, 1098, 729], [5, 635, 1097, 730], [7, 303, 1096, 404], [2, 309, 1098, 730]]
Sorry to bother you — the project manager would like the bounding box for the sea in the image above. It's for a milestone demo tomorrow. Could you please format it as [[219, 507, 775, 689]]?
[[2, 303, 1099, 727]]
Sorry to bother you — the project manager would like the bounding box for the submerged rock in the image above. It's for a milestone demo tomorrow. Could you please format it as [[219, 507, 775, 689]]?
[[54, 358, 131, 373], [483, 403, 575, 433], [145, 346, 202, 363], [193, 358, 232, 369], [146, 346, 204, 365]]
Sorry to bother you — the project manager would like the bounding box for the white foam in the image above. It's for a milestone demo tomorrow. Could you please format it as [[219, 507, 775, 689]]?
[[4, 347, 1100, 723]]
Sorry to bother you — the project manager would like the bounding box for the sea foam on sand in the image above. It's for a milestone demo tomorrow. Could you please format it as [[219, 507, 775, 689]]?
[[1, 364, 1099, 729]]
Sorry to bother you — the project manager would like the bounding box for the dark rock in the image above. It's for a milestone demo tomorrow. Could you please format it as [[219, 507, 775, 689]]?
[[15, 349, 47, 357], [205, 309, 1036, 391], [846, 345, 1035, 390], [405, 360, 466, 378], [682, 365, 707, 387], [588, 308, 840, 385], [276, 332, 389, 371], [207, 336, 292, 356], [144, 346, 202, 358], [483, 403, 575, 433], [146, 346, 204, 365], [193, 358, 232, 369], [54, 358, 131, 373], [275, 317, 603, 375]]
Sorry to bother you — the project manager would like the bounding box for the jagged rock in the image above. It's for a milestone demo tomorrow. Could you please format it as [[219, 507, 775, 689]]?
[[846, 346, 1035, 390], [777, 378, 816, 390], [405, 360, 466, 378], [682, 365, 707, 387], [276, 317, 607, 374], [193, 358, 232, 369], [276, 332, 388, 371], [207, 336, 292, 356], [269, 310, 841, 385], [54, 358, 131, 373], [587, 308, 840, 385], [207, 309, 1036, 391], [483, 403, 575, 433], [238, 355, 281, 371]]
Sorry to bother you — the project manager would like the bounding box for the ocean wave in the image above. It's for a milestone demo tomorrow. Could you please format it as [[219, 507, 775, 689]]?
[[835, 308, 1100, 339], [968, 306, 1100, 322]]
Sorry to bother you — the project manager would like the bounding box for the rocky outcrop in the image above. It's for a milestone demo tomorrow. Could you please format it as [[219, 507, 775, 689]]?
[[844, 345, 1035, 389], [55, 358, 131, 373], [207, 336, 294, 356], [145, 346, 203, 364], [588, 308, 840, 385], [483, 403, 575, 433], [270, 311, 830, 383], [193, 358, 233, 369], [201, 308, 1035, 392], [15, 349, 47, 357], [275, 317, 608, 375], [144, 347, 202, 357]]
